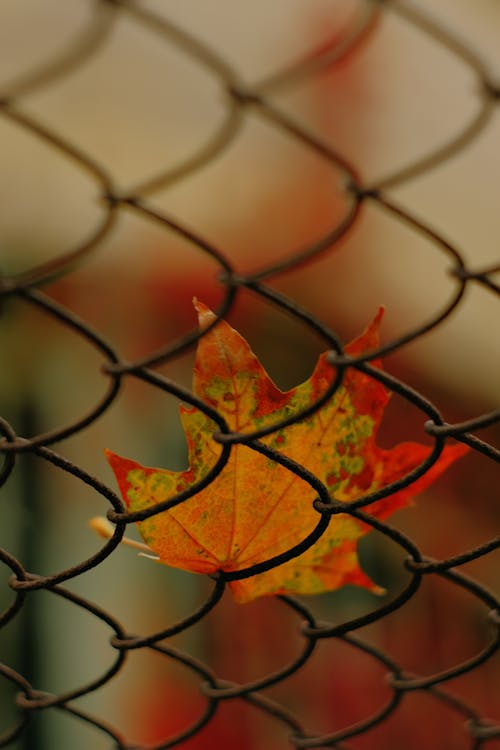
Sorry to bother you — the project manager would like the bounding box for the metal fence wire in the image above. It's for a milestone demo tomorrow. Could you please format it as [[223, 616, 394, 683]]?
[[1, 0, 499, 748]]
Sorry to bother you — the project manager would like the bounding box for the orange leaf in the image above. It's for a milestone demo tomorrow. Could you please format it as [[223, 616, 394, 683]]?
[[106, 301, 468, 603]]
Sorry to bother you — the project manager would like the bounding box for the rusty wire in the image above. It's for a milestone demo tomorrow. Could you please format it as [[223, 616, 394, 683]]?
[[0, 0, 499, 748]]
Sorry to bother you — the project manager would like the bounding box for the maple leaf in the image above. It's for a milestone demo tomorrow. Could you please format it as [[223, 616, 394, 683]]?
[[106, 301, 468, 603]]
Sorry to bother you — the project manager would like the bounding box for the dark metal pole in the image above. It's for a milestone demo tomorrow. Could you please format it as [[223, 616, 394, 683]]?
[[17, 401, 48, 750]]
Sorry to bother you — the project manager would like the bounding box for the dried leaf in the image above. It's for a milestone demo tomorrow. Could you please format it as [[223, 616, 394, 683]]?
[[106, 301, 467, 603]]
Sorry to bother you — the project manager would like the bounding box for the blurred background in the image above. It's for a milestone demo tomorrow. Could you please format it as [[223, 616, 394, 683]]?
[[0, 1, 498, 748]]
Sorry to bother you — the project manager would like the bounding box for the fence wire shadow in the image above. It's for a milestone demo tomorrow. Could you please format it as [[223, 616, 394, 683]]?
[[0, 0, 499, 748]]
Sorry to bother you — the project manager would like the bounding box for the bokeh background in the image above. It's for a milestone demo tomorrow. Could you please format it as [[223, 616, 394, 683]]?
[[0, 1, 498, 748]]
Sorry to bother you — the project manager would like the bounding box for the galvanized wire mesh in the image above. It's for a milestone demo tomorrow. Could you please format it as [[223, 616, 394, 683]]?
[[1, 0, 499, 748]]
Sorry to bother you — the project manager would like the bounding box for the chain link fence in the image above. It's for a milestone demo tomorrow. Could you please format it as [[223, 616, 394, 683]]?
[[1, 0, 499, 748]]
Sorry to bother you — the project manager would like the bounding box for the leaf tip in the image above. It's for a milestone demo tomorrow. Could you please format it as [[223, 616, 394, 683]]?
[[193, 297, 216, 330], [104, 449, 143, 506], [366, 306, 385, 336], [345, 306, 386, 358], [104, 448, 122, 474]]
